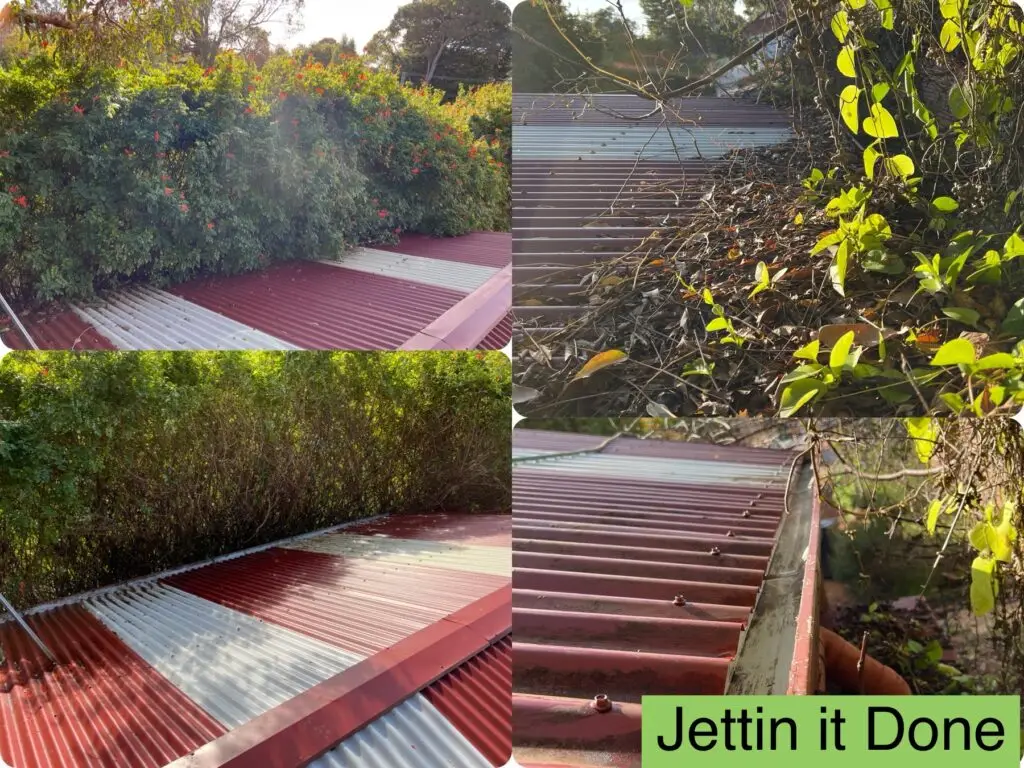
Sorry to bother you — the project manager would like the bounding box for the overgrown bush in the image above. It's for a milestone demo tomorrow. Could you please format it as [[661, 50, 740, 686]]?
[[0, 350, 511, 609], [0, 52, 510, 305]]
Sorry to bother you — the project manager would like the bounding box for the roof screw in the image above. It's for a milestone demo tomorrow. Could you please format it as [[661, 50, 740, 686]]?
[[726, 530, 735, 537], [710, 547, 721, 556], [742, 510, 751, 518], [592, 694, 612, 713], [673, 594, 686, 606]]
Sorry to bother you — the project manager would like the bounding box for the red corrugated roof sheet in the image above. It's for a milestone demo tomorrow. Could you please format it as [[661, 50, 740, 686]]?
[[1, 310, 116, 351], [511, 432, 794, 766], [377, 232, 511, 269], [169, 261, 466, 349], [424, 635, 512, 767], [0, 605, 224, 768]]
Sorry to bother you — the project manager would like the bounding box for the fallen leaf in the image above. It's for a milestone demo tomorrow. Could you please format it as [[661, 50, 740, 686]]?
[[599, 275, 626, 287], [648, 259, 665, 267], [817, 323, 881, 348], [727, 246, 742, 260], [572, 349, 628, 381], [512, 384, 541, 404]]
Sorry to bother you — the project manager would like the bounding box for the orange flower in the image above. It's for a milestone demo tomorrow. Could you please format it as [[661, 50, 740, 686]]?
[[315, 87, 325, 96]]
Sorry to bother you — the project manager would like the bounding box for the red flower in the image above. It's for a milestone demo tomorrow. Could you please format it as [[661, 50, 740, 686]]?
[[394, 227, 401, 234], [434, 133, 441, 141], [247, 85, 255, 93], [378, 209, 388, 218], [72, 104, 84, 115], [411, 168, 419, 175], [164, 187, 174, 196], [226, 152, 235, 159], [154, 131, 160, 142], [180, 203, 189, 213], [13, 195, 27, 208], [161, 174, 170, 182], [8, 185, 19, 195], [279, 91, 288, 101], [207, 222, 215, 230], [156, 152, 166, 158], [315, 87, 325, 96], [244, 107, 253, 115]]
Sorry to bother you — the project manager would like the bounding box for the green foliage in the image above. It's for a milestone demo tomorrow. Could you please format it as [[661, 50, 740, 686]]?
[[0, 52, 510, 304], [0, 350, 511, 609]]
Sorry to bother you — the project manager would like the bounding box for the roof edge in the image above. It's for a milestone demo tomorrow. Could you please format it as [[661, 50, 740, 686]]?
[[165, 585, 511, 768], [724, 454, 816, 694]]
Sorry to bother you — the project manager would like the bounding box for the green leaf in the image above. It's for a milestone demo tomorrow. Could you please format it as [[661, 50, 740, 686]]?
[[812, 230, 843, 255], [702, 288, 715, 305], [949, 85, 971, 119], [794, 339, 820, 361], [863, 142, 881, 179], [939, 392, 967, 413], [871, 83, 891, 103], [905, 417, 938, 463], [969, 555, 996, 615], [779, 379, 827, 417], [706, 316, 729, 332], [1001, 297, 1024, 336], [940, 19, 962, 52], [839, 85, 860, 133], [941, 306, 980, 326], [837, 46, 857, 78], [863, 104, 899, 138], [831, 11, 851, 43], [975, 353, 1016, 370], [926, 498, 944, 535], [932, 196, 960, 213], [929, 338, 976, 366], [884, 154, 915, 177], [1004, 231, 1024, 258], [829, 330, 856, 370], [862, 249, 905, 274], [847, 0, 867, 8]]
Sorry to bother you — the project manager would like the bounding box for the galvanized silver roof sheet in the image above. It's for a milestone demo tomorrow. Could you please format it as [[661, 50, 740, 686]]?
[[86, 583, 363, 728], [514, 453, 789, 486], [322, 248, 499, 294], [307, 694, 492, 768], [512, 125, 792, 161], [72, 287, 298, 350], [285, 533, 512, 578]]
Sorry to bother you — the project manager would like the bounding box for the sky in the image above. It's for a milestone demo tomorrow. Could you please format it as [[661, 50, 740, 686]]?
[[271, 0, 643, 50]]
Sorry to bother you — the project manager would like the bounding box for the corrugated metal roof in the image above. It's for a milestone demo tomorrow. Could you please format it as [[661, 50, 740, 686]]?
[[375, 232, 512, 270], [2, 513, 511, 768], [513, 93, 790, 127], [423, 635, 512, 767], [321, 248, 499, 293], [0, 604, 225, 768], [85, 584, 363, 729], [511, 431, 795, 765], [307, 694, 493, 768], [286, 533, 510, 577], [0, 309, 116, 351], [341, 513, 513, 548], [165, 545, 508, 657], [72, 287, 298, 350], [2, 232, 512, 352], [512, 93, 792, 333]]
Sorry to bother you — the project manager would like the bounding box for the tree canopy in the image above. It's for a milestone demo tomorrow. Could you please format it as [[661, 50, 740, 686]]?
[[365, 0, 510, 98]]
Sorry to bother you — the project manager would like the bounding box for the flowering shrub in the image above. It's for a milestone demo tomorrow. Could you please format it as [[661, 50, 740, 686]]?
[[0, 53, 509, 304]]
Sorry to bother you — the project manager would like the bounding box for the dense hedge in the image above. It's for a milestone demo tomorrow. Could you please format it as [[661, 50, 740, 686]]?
[[0, 350, 511, 608], [0, 54, 510, 304]]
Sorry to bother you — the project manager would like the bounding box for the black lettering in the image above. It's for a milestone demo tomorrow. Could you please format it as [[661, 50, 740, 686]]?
[[830, 709, 846, 751], [908, 718, 938, 751], [772, 717, 797, 750], [869, 706, 903, 750], [943, 717, 971, 750], [722, 708, 737, 751], [657, 706, 684, 751], [975, 718, 1005, 751], [690, 717, 718, 751]]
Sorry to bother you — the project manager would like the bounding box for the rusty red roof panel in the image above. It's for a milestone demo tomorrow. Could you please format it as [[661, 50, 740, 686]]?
[[424, 634, 512, 767], [164, 546, 508, 657], [511, 433, 793, 764], [377, 232, 511, 269], [0, 604, 224, 768], [1, 309, 116, 351], [168, 261, 465, 349], [480, 312, 512, 349]]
